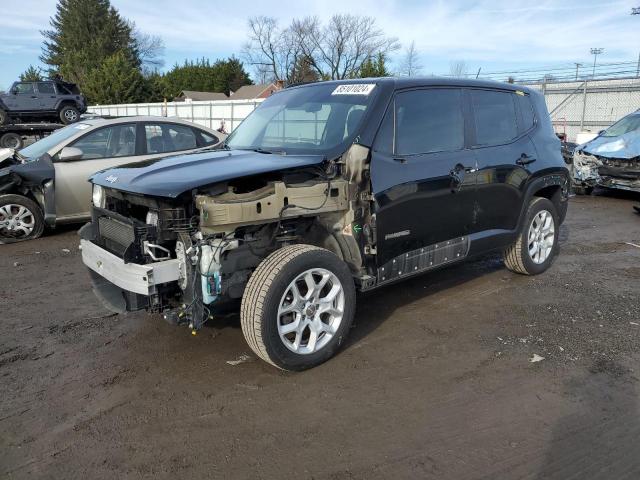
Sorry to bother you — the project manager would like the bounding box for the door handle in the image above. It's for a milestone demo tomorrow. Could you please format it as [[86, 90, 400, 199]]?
[[516, 153, 537, 166], [30, 95, 38, 98], [392, 157, 407, 164]]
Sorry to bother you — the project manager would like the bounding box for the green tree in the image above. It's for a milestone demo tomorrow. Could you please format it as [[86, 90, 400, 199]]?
[[358, 53, 391, 78], [82, 51, 145, 104], [20, 65, 44, 82], [161, 57, 252, 99], [40, 0, 139, 85]]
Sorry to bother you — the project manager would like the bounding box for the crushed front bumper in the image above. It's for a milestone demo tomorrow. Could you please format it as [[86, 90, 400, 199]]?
[[81, 239, 180, 312], [571, 152, 640, 192]]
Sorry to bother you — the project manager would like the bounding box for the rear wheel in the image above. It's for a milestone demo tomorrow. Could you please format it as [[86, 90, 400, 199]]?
[[504, 197, 559, 275], [0, 132, 22, 149], [59, 105, 80, 124], [241, 244, 356, 371], [0, 194, 45, 243]]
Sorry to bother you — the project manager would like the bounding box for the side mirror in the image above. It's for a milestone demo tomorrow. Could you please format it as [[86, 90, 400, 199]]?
[[58, 146, 84, 162], [10, 88, 18, 95], [598, 130, 605, 136]]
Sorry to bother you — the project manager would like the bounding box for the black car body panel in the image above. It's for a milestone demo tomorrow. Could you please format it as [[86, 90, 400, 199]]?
[[91, 150, 327, 198]]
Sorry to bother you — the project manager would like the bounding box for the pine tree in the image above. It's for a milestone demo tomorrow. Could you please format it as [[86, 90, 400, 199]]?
[[82, 51, 145, 104], [40, 0, 139, 85], [20, 66, 44, 82], [358, 53, 390, 78]]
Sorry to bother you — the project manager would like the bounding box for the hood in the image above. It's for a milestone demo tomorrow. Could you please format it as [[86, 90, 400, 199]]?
[[582, 129, 640, 159], [91, 149, 326, 198]]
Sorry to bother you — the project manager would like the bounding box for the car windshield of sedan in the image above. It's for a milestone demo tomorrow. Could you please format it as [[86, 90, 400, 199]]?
[[19, 123, 91, 160], [601, 114, 640, 137], [225, 83, 377, 155]]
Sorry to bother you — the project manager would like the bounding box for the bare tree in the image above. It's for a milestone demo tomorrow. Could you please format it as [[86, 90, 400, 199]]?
[[130, 23, 165, 74], [449, 60, 468, 78], [243, 16, 303, 84], [399, 40, 422, 76], [244, 14, 400, 83]]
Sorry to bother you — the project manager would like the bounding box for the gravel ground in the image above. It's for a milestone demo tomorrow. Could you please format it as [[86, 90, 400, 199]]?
[[1, 192, 640, 479]]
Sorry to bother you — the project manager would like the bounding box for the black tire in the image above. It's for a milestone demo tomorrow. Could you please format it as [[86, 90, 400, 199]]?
[[241, 244, 356, 371], [504, 197, 559, 275], [0, 132, 22, 149], [0, 109, 7, 126], [0, 194, 45, 243], [59, 105, 80, 124]]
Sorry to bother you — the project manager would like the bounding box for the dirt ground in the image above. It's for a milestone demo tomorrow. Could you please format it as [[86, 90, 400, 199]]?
[[1, 191, 640, 480]]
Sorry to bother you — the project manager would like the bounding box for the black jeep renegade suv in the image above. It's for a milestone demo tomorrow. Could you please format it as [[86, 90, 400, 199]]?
[[81, 78, 569, 370]]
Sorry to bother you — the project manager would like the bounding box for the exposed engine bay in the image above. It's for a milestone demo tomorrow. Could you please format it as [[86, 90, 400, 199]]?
[[81, 144, 376, 331]]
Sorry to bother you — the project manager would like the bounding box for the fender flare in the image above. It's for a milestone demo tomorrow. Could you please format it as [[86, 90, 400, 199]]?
[[515, 170, 570, 233]]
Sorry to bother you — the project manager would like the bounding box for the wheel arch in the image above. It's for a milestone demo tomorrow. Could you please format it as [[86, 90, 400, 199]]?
[[516, 171, 570, 232]]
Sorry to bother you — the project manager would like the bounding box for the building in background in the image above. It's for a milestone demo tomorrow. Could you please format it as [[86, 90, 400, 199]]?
[[175, 90, 229, 102], [230, 81, 283, 100]]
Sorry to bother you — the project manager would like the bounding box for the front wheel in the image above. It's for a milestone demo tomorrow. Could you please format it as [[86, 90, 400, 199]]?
[[504, 197, 559, 275], [59, 105, 80, 124], [0, 194, 45, 242], [241, 245, 356, 371]]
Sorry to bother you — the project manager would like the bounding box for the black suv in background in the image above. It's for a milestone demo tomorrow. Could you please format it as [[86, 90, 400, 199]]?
[[0, 80, 87, 125], [81, 78, 569, 371]]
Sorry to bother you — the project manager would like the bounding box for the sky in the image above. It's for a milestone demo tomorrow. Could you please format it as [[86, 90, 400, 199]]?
[[0, 0, 638, 90]]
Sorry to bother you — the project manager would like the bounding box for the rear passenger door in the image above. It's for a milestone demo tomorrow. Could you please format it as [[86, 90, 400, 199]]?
[[469, 89, 537, 235], [370, 88, 477, 267], [36, 82, 58, 110]]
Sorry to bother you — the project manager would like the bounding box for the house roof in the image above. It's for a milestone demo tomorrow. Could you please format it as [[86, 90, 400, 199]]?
[[230, 83, 279, 100], [177, 90, 229, 101]]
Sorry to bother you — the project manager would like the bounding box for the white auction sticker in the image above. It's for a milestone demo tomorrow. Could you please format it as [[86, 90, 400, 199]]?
[[332, 84, 376, 95]]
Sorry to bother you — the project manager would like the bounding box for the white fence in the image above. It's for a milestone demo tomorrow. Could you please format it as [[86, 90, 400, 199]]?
[[87, 99, 264, 132]]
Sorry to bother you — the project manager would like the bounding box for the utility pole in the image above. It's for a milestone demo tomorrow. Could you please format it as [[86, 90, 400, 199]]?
[[590, 48, 604, 78], [633, 8, 639, 76], [574, 63, 583, 80]]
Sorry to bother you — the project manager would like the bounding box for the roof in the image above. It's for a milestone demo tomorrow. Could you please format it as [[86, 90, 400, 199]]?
[[230, 83, 278, 100], [285, 77, 534, 94], [177, 90, 229, 101]]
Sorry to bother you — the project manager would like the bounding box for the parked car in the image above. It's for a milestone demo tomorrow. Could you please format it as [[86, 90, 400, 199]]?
[[80, 78, 569, 370], [571, 109, 640, 194], [0, 79, 87, 125], [0, 117, 225, 242]]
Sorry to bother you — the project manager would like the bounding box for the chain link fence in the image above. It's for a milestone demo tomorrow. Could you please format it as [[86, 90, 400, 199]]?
[[524, 77, 640, 141]]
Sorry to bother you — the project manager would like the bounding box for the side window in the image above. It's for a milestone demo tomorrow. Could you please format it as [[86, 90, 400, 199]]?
[[37, 82, 56, 94], [471, 90, 518, 146], [145, 123, 197, 154], [14, 83, 35, 94], [516, 93, 535, 131], [70, 124, 137, 159], [395, 89, 464, 155], [196, 130, 220, 147]]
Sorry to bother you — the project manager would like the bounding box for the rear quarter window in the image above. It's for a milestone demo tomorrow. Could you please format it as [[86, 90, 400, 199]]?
[[516, 93, 536, 131], [471, 90, 518, 146]]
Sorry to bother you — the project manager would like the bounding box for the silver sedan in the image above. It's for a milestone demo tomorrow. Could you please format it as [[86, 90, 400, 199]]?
[[0, 116, 225, 242]]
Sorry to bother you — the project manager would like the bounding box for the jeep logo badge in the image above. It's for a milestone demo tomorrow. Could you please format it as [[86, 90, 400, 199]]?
[[105, 175, 118, 183]]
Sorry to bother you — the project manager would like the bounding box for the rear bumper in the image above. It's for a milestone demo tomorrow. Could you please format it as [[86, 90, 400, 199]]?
[[81, 239, 180, 296]]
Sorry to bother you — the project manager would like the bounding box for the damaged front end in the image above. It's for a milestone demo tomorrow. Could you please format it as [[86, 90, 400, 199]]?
[[571, 111, 640, 193]]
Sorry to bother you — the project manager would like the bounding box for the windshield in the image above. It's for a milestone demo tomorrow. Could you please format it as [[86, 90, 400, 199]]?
[[601, 114, 640, 138], [19, 123, 91, 160], [226, 83, 377, 155]]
